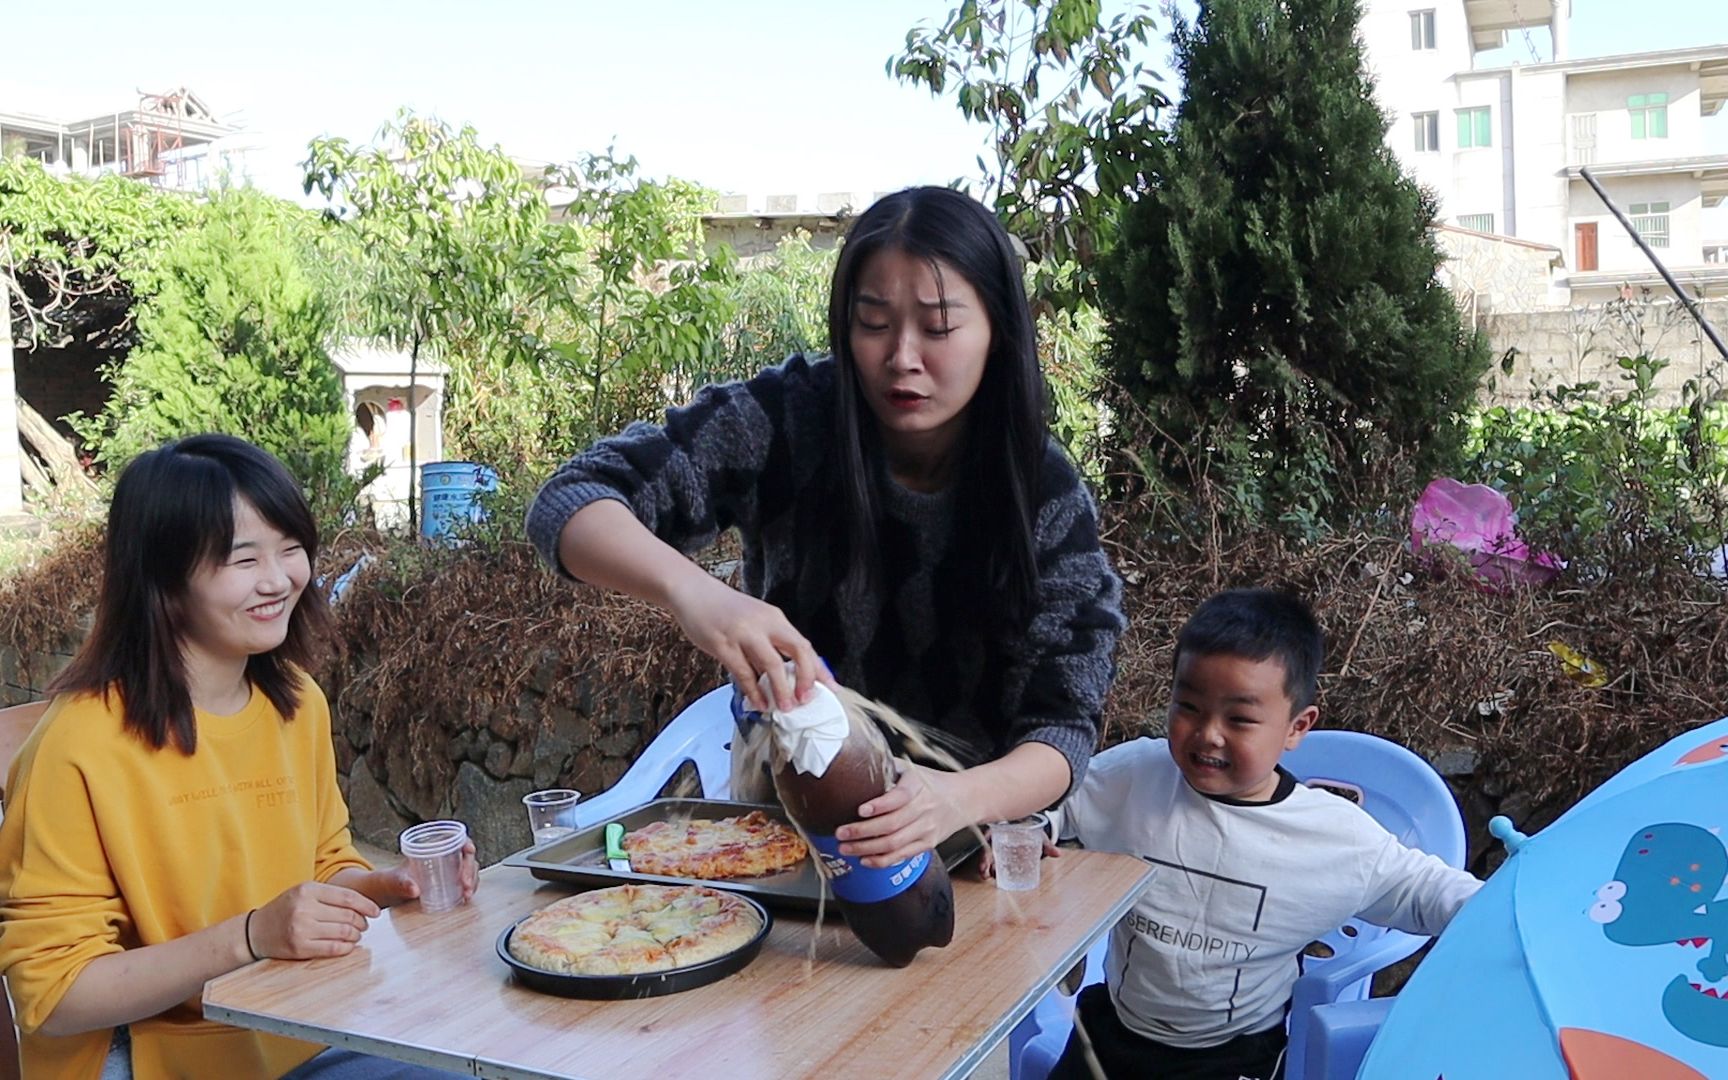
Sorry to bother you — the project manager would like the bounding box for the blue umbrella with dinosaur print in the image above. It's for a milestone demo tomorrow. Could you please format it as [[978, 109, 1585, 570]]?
[[1358, 715, 1728, 1079]]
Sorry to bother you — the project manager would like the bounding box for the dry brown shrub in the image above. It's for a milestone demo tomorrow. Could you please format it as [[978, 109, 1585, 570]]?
[[0, 524, 103, 682], [1101, 501, 1728, 824], [317, 539, 719, 788], [7, 498, 1725, 833]]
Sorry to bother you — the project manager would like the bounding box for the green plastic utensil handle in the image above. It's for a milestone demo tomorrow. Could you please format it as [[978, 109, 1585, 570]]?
[[605, 822, 627, 861]]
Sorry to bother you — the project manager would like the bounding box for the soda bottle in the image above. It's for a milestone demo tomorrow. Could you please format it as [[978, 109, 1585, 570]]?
[[746, 681, 955, 967]]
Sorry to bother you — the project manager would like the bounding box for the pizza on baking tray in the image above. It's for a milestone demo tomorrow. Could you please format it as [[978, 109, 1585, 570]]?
[[507, 883, 763, 976], [622, 809, 809, 880]]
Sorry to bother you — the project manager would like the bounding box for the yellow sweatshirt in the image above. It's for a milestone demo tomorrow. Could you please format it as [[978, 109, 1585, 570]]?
[[0, 679, 370, 1079]]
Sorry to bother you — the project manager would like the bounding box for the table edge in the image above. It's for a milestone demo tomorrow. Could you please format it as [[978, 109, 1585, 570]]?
[[936, 859, 1154, 1080], [202, 998, 480, 1076]]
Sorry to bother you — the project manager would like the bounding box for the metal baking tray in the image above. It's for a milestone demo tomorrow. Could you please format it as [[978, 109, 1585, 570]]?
[[496, 892, 772, 999], [501, 797, 981, 911]]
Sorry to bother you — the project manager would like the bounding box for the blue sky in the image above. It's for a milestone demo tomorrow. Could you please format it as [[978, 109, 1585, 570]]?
[[0, 0, 1721, 202]]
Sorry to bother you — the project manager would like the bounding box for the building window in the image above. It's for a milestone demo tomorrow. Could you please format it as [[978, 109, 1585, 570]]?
[[1628, 93, 1669, 139], [1456, 107, 1492, 148], [1413, 112, 1440, 152], [1457, 213, 1495, 233], [1410, 10, 1436, 49], [1628, 202, 1670, 247]]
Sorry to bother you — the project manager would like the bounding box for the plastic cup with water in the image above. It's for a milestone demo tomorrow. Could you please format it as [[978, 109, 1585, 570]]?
[[991, 813, 1048, 892], [522, 789, 582, 845], [399, 820, 469, 913]]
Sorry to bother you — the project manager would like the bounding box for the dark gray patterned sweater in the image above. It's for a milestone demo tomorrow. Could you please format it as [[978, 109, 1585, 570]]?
[[526, 354, 1125, 794]]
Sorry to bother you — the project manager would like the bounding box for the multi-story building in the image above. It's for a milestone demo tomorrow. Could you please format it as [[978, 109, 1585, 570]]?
[[0, 88, 248, 192], [1362, 0, 1728, 305]]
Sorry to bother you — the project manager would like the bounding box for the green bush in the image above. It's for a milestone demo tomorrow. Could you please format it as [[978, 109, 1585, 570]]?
[[1463, 356, 1728, 577], [72, 189, 352, 511], [720, 231, 834, 374]]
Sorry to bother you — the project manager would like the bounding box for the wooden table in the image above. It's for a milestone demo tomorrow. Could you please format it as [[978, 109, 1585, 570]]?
[[204, 852, 1152, 1079]]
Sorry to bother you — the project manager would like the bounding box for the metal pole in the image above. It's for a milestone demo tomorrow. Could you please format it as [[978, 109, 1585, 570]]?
[[1579, 165, 1728, 363]]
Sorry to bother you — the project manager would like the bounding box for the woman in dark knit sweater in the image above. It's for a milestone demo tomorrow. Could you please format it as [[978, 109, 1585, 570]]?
[[527, 186, 1124, 868]]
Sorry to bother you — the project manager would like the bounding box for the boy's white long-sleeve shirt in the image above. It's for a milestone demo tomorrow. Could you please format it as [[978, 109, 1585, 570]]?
[[1055, 737, 1481, 1048]]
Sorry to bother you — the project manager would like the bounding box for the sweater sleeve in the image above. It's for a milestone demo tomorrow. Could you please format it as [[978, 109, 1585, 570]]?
[[526, 356, 819, 577], [0, 705, 127, 1034], [1001, 449, 1126, 797], [1354, 824, 1483, 937]]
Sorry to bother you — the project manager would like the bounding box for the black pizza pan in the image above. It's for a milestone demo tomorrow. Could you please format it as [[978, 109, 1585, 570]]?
[[495, 892, 773, 999]]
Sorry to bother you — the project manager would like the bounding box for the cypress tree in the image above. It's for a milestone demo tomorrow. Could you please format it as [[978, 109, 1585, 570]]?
[[1100, 0, 1489, 522]]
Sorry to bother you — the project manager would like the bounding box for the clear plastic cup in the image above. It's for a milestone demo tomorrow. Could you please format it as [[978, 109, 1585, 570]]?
[[522, 789, 582, 845], [399, 820, 468, 913], [991, 813, 1048, 892]]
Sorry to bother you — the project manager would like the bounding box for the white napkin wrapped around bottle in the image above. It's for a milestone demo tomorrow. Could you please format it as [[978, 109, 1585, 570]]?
[[767, 681, 851, 778]]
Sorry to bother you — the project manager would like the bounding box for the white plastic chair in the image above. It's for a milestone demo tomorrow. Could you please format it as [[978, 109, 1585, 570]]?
[[568, 685, 736, 829]]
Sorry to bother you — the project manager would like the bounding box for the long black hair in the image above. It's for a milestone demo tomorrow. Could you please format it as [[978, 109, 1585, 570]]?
[[49, 435, 331, 753], [828, 186, 1048, 633]]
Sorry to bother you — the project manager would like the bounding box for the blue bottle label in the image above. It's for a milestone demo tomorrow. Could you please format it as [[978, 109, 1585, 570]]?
[[808, 834, 929, 903]]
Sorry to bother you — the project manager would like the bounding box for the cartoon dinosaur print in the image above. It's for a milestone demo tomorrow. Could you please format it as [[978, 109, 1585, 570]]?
[[1590, 823, 1728, 1048]]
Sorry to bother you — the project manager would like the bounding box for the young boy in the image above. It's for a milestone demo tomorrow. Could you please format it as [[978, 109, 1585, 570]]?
[[1046, 588, 1481, 1080]]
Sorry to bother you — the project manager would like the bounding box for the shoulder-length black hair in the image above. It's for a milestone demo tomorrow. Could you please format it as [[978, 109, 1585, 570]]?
[[827, 186, 1048, 632], [49, 434, 331, 754]]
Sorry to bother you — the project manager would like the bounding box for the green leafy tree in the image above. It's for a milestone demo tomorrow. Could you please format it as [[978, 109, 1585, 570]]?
[[891, 0, 1166, 306], [72, 189, 350, 505], [1099, 0, 1489, 528], [718, 230, 834, 375], [303, 113, 549, 529], [0, 158, 196, 353], [537, 150, 737, 439]]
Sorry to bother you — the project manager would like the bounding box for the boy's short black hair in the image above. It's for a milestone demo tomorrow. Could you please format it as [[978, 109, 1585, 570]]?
[[1174, 589, 1324, 712]]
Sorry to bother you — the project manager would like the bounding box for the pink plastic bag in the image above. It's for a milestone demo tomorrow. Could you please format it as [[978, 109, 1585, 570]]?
[[1410, 478, 1563, 589]]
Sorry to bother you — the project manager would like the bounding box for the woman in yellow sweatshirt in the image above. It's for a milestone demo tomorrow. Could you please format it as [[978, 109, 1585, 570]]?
[[0, 435, 476, 1079]]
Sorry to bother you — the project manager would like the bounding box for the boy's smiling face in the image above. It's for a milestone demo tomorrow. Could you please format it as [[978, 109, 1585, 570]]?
[[1167, 650, 1317, 803]]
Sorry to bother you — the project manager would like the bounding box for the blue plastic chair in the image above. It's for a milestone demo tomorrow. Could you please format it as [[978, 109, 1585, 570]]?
[[569, 685, 736, 829], [1008, 730, 1469, 1080]]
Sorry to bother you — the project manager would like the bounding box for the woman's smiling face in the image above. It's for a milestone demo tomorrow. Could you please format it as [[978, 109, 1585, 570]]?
[[177, 497, 310, 670]]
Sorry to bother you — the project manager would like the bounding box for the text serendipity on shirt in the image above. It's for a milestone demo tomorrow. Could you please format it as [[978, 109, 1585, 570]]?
[[168, 775, 298, 809], [1121, 908, 1259, 962]]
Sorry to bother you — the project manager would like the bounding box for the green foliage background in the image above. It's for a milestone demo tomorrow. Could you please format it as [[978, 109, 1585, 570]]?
[[1099, 0, 1489, 532], [69, 189, 352, 510]]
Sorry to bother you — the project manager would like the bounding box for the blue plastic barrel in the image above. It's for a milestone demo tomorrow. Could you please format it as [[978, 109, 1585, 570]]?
[[420, 461, 499, 540]]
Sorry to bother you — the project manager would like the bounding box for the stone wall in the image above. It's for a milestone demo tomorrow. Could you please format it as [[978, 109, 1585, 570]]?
[[0, 617, 682, 867], [1480, 295, 1728, 407], [327, 651, 689, 867], [0, 624, 1544, 879], [0, 635, 76, 707]]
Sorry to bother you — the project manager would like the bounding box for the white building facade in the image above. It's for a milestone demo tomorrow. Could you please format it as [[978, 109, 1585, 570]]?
[[1361, 0, 1728, 305]]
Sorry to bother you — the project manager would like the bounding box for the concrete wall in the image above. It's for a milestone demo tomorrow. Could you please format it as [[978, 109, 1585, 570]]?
[[0, 636, 77, 707], [702, 215, 845, 259], [1479, 295, 1728, 405], [1452, 71, 1514, 229], [1437, 228, 1566, 313], [1509, 67, 1570, 248], [1567, 172, 1704, 269], [1565, 66, 1705, 166]]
